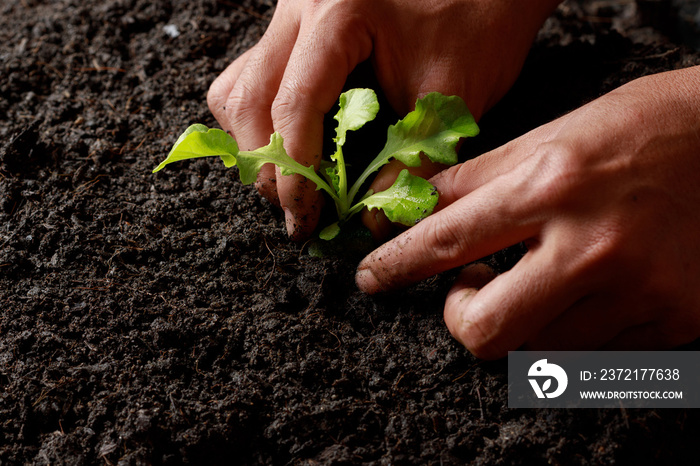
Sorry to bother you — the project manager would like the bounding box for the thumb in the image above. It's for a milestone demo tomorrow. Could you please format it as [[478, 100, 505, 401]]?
[[444, 263, 498, 357]]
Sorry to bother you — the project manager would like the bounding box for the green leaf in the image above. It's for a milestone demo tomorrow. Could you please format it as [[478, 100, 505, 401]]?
[[318, 222, 341, 241], [236, 133, 337, 200], [333, 88, 379, 149], [348, 92, 479, 202], [324, 166, 340, 192], [155, 91, 479, 246], [154, 125, 337, 200], [153, 124, 238, 173], [360, 169, 439, 226], [235, 132, 295, 184], [385, 92, 479, 167]]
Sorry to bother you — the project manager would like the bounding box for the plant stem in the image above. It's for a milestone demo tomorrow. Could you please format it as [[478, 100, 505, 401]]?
[[347, 147, 390, 206]]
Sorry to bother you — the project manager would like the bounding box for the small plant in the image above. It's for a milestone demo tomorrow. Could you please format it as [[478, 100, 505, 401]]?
[[153, 89, 479, 239]]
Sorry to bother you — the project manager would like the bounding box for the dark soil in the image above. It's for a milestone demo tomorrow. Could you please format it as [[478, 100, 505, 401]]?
[[2, 0, 700, 464]]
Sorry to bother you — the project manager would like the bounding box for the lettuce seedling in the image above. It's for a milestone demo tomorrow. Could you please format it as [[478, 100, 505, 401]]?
[[153, 89, 479, 239]]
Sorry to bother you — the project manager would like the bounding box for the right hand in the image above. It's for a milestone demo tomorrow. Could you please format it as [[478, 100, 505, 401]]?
[[207, 0, 561, 239], [356, 67, 700, 358]]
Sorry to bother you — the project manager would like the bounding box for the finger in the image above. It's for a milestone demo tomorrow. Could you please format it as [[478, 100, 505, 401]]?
[[443, 262, 497, 346], [216, 4, 302, 206], [207, 48, 279, 204], [441, 244, 588, 360], [430, 126, 560, 212], [403, 57, 487, 121], [271, 4, 374, 238], [361, 207, 394, 242], [355, 163, 542, 294], [373, 12, 485, 118], [207, 47, 254, 128], [224, 3, 301, 147], [361, 156, 448, 240]]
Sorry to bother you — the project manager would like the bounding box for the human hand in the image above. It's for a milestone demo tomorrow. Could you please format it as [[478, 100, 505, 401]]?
[[207, 0, 560, 239], [356, 66, 700, 359]]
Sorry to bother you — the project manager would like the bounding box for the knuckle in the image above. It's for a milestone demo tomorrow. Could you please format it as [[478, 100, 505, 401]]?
[[450, 304, 503, 360], [581, 222, 627, 263], [207, 75, 230, 118], [224, 82, 268, 131], [524, 141, 585, 210], [558, 220, 631, 286], [270, 90, 296, 122], [225, 84, 254, 117], [270, 97, 294, 134], [271, 88, 318, 132], [422, 215, 471, 266], [563, 218, 686, 306]]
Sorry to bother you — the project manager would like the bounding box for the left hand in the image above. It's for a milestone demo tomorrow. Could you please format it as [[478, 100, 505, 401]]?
[[207, 0, 559, 239], [356, 66, 700, 359]]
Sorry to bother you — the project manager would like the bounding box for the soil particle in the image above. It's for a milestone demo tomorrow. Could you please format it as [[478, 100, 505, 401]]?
[[2, 0, 700, 464]]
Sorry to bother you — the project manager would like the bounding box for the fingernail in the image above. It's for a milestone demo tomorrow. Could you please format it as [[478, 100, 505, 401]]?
[[456, 263, 497, 288], [457, 287, 479, 305], [355, 267, 380, 294], [283, 207, 296, 237]]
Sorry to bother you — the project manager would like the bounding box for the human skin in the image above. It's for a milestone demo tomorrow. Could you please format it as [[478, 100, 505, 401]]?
[[208, 0, 700, 358], [356, 66, 700, 359], [207, 0, 561, 239]]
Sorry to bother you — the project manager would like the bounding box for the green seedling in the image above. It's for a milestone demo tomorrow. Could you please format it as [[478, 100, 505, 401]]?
[[153, 89, 479, 239]]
